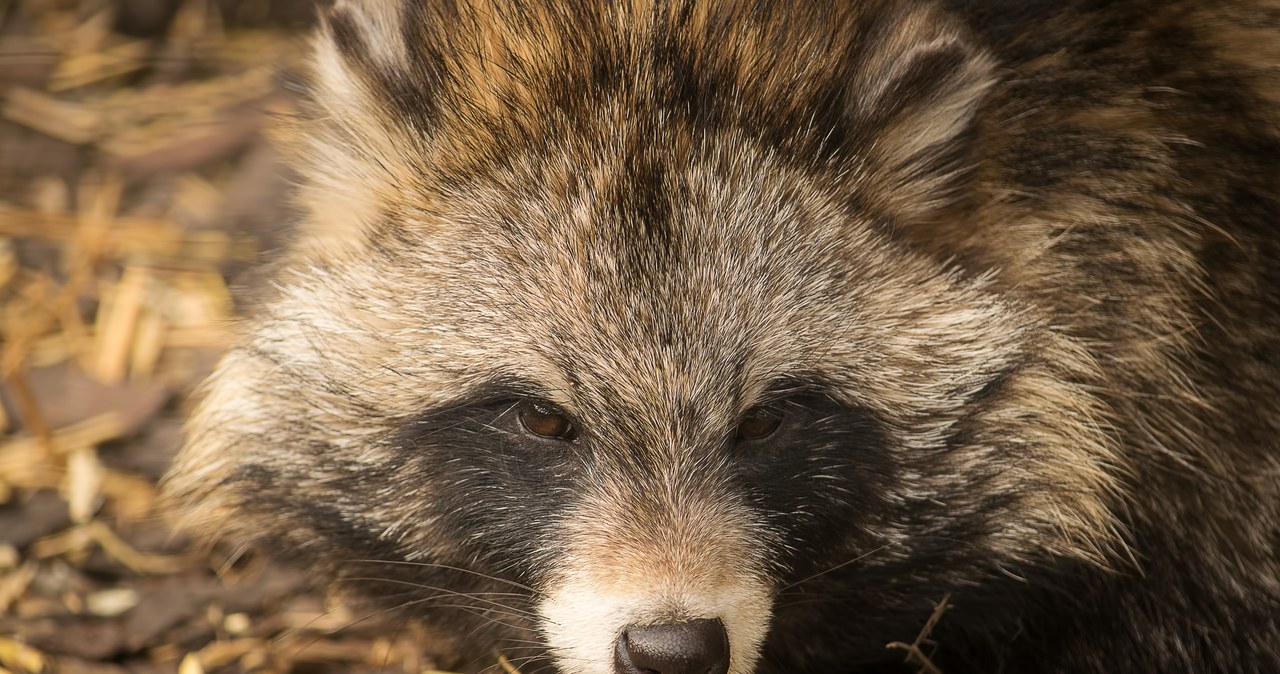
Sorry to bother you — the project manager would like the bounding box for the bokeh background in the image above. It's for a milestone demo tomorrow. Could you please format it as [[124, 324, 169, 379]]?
[[0, 1, 457, 673]]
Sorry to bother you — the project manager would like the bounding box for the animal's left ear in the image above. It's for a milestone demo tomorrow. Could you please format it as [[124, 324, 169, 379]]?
[[844, 7, 997, 222]]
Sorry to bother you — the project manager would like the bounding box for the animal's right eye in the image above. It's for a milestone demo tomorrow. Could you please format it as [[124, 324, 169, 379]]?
[[518, 401, 578, 441], [736, 405, 785, 441]]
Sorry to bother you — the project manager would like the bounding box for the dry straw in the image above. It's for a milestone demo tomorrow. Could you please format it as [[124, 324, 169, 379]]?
[[0, 0, 461, 672]]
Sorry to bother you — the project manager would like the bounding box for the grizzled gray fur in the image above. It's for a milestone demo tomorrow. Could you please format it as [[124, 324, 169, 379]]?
[[166, 1, 1280, 672]]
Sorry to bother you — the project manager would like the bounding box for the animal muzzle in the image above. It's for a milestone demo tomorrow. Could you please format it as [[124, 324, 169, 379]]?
[[535, 470, 775, 674]]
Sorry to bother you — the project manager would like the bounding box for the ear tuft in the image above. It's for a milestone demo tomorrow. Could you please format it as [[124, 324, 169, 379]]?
[[288, 0, 432, 259], [848, 7, 998, 221], [311, 0, 413, 115], [320, 0, 410, 72]]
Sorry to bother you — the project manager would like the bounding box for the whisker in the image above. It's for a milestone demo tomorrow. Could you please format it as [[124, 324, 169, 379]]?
[[345, 558, 538, 593], [494, 638, 552, 647], [396, 601, 531, 632], [336, 576, 542, 618], [491, 644, 594, 667], [495, 648, 594, 665], [778, 544, 891, 592], [774, 595, 858, 611], [519, 659, 567, 674], [278, 603, 401, 656], [389, 592, 538, 628], [275, 592, 527, 657], [491, 654, 551, 674]]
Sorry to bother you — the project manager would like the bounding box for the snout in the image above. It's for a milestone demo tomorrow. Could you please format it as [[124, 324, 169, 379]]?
[[613, 618, 730, 674], [539, 479, 773, 674]]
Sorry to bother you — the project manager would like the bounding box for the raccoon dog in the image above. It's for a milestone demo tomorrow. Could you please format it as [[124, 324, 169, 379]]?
[[165, 0, 1280, 672]]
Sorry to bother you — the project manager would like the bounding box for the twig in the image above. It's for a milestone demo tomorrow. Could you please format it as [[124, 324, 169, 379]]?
[[886, 592, 952, 674]]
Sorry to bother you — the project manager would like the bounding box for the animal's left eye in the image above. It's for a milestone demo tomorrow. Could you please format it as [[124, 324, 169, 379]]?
[[736, 405, 784, 441], [518, 401, 578, 441]]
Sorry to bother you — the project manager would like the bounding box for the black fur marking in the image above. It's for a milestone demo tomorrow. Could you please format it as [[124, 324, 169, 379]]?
[[392, 392, 583, 582], [732, 394, 897, 573]]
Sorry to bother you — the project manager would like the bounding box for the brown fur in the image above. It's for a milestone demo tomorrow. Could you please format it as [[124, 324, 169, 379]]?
[[166, 1, 1280, 672]]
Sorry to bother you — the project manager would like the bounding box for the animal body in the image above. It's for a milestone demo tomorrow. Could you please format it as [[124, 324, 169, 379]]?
[[165, 0, 1280, 672]]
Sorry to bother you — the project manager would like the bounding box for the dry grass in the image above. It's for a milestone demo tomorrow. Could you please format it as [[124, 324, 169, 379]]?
[[0, 1, 460, 673]]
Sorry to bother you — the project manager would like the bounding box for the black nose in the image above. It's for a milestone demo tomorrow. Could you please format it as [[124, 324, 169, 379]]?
[[613, 618, 730, 674]]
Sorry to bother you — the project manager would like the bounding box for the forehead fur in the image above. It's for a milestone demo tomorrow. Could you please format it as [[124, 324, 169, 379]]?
[[328, 140, 1027, 442], [290, 0, 1011, 416], [294, 0, 995, 256]]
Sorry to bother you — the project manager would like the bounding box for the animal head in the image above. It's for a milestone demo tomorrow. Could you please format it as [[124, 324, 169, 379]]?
[[166, 1, 1123, 672]]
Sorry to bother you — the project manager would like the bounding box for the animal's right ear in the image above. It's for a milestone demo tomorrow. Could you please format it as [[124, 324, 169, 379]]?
[[289, 0, 443, 257], [312, 0, 419, 121]]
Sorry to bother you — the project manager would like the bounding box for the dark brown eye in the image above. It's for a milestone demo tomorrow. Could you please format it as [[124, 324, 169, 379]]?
[[737, 405, 784, 441], [518, 402, 577, 440]]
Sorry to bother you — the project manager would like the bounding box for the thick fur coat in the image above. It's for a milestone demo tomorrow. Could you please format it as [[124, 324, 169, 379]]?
[[165, 1, 1280, 672]]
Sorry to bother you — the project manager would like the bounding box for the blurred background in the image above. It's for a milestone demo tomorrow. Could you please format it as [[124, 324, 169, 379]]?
[[0, 1, 454, 673]]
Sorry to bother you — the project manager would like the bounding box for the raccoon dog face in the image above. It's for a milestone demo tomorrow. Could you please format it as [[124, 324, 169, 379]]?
[[167, 1, 1123, 672]]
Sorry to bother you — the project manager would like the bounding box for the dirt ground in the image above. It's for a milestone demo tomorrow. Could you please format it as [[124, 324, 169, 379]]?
[[0, 1, 466, 673]]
